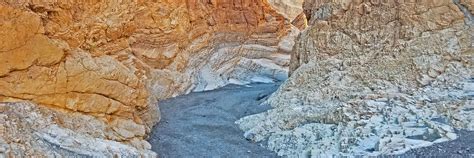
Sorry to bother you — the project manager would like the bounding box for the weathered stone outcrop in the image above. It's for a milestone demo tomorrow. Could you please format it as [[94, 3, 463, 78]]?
[[0, 102, 157, 157], [0, 0, 294, 156], [268, 0, 305, 21], [291, 12, 308, 30], [238, 0, 473, 157]]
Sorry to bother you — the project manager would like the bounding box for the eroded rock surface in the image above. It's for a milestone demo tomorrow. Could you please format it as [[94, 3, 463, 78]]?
[[0, 102, 156, 157], [238, 0, 473, 157], [0, 0, 295, 156], [292, 12, 308, 30], [268, 0, 305, 21]]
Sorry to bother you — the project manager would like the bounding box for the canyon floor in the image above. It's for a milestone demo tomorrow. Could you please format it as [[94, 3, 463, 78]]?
[[402, 130, 474, 157], [148, 83, 474, 158], [148, 83, 280, 157]]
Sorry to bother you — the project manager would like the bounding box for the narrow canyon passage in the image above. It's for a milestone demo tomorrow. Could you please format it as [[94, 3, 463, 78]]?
[[1, 0, 473, 157], [148, 83, 280, 157], [148, 81, 474, 158]]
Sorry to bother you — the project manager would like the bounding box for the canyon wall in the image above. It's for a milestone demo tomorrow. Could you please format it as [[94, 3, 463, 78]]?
[[267, 0, 307, 30], [0, 0, 293, 156], [238, 0, 473, 157], [267, 0, 304, 21]]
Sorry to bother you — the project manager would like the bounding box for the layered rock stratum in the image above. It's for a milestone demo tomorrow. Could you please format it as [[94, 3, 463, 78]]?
[[0, 0, 296, 156], [268, 0, 304, 21], [267, 0, 307, 30], [238, 0, 473, 157]]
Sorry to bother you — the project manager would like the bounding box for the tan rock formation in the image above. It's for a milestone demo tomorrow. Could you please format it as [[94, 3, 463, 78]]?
[[268, 0, 305, 21], [238, 0, 473, 157], [291, 12, 308, 30], [0, 0, 293, 156]]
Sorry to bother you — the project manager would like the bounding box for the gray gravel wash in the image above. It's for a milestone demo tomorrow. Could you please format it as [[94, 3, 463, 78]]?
[[148, 83, 474, 158], [148, 83, 280, 158], [396, 130, 474, 158]]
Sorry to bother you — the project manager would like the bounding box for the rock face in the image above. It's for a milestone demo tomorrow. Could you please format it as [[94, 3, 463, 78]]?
[[0, 102, 156, 157], [291, 12, 308, 30], [237, 0, 473, 157], [268, 0, 305, 21], [0, 0, 294, 156]]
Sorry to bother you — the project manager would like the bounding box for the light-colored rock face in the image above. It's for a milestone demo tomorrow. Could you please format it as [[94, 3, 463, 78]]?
[[0, 0, 294, 156], [238, 0, 473, 157], [291, 12, 308, 30], [0, 102, 156, 157], [268, 0, 305, 21]]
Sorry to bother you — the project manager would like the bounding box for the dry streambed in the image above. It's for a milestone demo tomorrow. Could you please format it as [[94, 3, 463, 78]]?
[[148, 83, 474, 157], [148, 83, 280, 157]]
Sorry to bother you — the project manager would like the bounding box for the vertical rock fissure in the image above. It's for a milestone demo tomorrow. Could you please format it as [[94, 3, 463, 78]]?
[[453, 0, 474, 26]]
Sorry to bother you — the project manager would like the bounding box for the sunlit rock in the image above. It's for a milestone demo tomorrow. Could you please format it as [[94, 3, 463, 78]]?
[[237, 0, 473, 157], [0, 0, 296, 156]]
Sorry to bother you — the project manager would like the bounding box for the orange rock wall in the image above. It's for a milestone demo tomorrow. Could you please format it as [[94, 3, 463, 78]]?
[[0, 0, 289, 144]]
